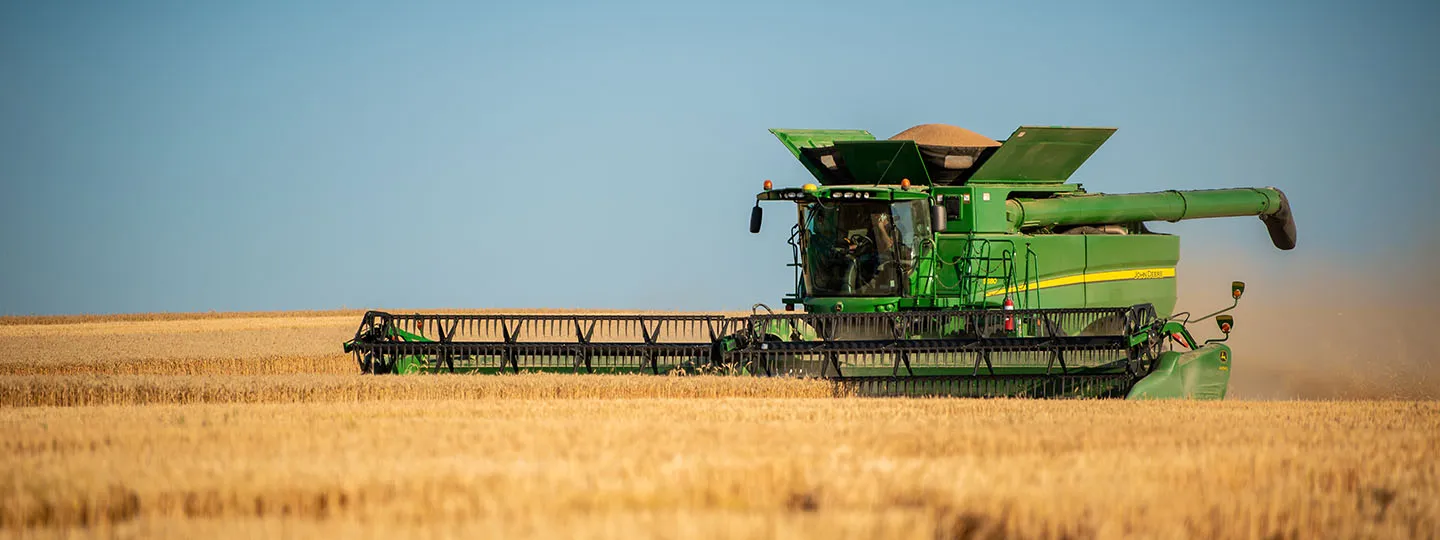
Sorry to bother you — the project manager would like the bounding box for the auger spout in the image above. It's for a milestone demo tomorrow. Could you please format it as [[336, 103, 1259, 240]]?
[[1005, 187, 1297, 250]]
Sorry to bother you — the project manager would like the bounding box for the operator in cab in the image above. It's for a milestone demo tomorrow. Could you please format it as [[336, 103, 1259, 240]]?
[[805, 203, 899, 295]]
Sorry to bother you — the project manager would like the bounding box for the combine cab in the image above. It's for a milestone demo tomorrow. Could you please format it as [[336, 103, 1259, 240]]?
[[345, 124, 1296, 399]]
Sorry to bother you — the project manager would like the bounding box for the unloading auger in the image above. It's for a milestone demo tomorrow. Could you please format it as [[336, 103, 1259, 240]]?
[[344, 124, 1296, 399]]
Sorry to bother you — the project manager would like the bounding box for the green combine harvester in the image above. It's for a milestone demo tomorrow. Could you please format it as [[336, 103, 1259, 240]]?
[[345, 124, 1296, 399]]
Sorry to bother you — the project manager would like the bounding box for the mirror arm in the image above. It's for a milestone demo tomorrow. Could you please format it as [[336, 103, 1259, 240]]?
[[1203, 333, 1231, 345], [1191, 298, 1238, 324]]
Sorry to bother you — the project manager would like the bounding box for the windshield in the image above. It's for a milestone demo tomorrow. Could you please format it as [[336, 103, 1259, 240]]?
[[801, 200, 930, 296]]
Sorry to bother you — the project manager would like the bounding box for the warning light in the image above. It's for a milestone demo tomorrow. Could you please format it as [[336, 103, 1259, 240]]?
[[763, 179, 773, 191], [1216, 315, 1234, 334], [900, 178, 911, 189], [802, 183, 818, 192], [1231, 281, 1246, 300]]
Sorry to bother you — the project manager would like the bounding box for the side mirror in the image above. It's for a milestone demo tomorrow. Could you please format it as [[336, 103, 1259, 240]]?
[[1231, 281, 1245, 300], [749, 205, 763, 234], [1216, 315, 1233, 334], [931, 203, 947, 233]]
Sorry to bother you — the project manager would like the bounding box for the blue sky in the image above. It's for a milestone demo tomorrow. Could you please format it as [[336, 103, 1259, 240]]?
[[2, 0, 1437, 315]]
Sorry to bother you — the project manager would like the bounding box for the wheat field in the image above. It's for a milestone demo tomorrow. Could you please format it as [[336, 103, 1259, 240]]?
[[2, 312, 1438, 539]]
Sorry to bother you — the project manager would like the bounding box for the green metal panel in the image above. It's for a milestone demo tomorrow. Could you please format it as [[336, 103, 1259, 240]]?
[[1090, 278, 1176, 319], [933, 187, 996, 233], [923, 231, 1181, 314], [1127, 345, 1231, 400], [969, 187, 1011, 232], [940, 185, 1075, 234], [927, 235, 966, 303], [830, 140, 933, 185], [1013, 235, 1088, 310], [769, 128, 876, 181], [1083, 234, 1180, 316], [969, 126, 1116, 184]]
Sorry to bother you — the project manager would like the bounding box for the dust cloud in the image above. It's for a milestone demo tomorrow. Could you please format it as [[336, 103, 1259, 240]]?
[[1175, 252, 1438, 400]]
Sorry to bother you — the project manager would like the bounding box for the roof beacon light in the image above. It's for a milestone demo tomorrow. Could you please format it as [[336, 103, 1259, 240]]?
[[802, 183, 818, 192], [900, 178, 911, 189], [763, 179, 773, 191]]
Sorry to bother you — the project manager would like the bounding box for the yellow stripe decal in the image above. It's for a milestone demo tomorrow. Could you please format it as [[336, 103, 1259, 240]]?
[[983, 267, 1175, 297]]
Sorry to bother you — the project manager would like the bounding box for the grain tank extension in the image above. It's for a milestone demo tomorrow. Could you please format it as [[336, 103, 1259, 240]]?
[[344, 124, 1296, 399]]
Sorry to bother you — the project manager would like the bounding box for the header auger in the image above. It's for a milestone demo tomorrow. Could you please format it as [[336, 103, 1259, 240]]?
[[344, 123, 1296, 399]]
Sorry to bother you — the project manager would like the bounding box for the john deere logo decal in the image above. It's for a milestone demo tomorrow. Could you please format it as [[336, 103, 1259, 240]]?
[[1219, 351, 1228, 363]]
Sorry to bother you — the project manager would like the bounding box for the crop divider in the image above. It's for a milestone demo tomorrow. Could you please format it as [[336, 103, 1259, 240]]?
[[433, 318, 459, 372], [572, 318, 596, 373], [814, 319, 843, 378], [640, 319, 661, 374], [1045, 343, 1068, 375], [500, 320, 520, 373], [890, 315, 914, 376]]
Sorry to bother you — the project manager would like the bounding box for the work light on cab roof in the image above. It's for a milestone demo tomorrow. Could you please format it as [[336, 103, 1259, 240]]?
[[344, 123, 1296, 400]]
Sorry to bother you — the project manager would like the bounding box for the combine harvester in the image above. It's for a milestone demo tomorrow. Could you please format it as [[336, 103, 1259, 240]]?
[[345, 124, 1296, 399]]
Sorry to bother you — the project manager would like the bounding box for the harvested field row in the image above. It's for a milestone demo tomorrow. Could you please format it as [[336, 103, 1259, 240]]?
[[0, 354, 355, 377], [0, 316, 355, 382], [0, 309, 748, 326], [9, 514, 960, 540], [0, 316, 358, 338], [0, 310, 366, 326], [0, 374, 837, 407], [3, 399, 1436, 538]]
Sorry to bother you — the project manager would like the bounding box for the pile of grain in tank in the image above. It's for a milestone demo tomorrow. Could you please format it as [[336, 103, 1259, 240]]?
[[889, 123, 1000, 147]]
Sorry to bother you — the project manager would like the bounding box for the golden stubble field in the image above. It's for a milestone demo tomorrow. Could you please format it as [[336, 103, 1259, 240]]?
[[2, 311, 1438, 539]]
